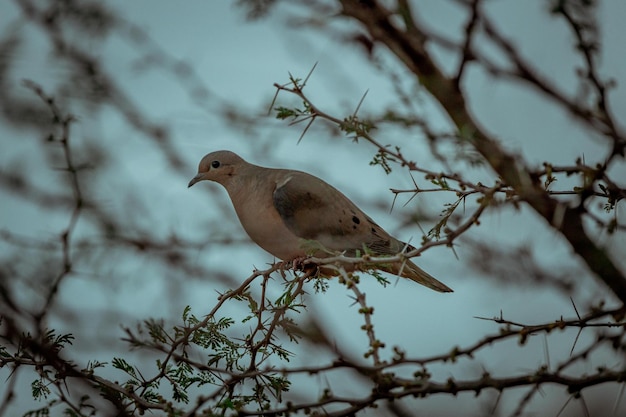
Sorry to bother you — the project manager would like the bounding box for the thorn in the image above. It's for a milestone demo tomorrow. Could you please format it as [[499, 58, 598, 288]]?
[[570, 297, 582, 320], [570, 328, 582, 356], [390, 192, 398, 213], [267, 88, 280, 116], [297, 117, 315, 144], [302, 62, 318, 87], [403, 191, 419, 207], [353, 89, 369, 117]]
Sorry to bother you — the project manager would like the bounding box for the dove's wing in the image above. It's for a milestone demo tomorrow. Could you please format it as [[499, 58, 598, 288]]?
[[272, 171, 404, 256]]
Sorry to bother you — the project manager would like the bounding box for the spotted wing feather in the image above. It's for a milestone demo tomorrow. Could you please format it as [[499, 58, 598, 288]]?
[[272, 171, 404, 256]]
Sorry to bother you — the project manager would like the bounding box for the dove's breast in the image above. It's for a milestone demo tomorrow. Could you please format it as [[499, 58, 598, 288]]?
[[225, 171, 306, 260]]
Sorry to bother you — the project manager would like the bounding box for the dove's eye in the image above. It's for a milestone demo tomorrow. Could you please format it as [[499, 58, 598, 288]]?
[[211, 160, 221, 169]]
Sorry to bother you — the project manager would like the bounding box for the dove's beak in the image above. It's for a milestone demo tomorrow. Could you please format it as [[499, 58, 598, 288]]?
[[188, 173, 205, 188]]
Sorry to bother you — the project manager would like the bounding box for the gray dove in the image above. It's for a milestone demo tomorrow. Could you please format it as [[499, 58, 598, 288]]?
[[188, 150, 452, 292]]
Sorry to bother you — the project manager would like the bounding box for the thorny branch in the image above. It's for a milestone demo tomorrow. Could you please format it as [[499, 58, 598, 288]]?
[[301, 0, 626, 304], [2, 1, 626, 416], [4, 257, 626, 416]]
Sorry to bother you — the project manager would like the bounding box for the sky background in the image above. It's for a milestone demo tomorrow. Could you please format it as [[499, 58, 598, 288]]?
[[1, 0, 626, 415]]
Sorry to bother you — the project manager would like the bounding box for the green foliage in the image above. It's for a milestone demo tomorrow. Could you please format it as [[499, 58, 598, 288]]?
[[312, 276, 330, 293], [70, 267, 383, 414], [31, 379, 51, 400], [274, 103, 310, 121], [428, 193, 466, 241], [112, 357, 140, 381], [341, 114, 375, 137], [81, 273, 313, 414], [543, 164, 557, 190], [369, 149, 395, 174], [43, 329, 75, 353], [83, 360, 107, 374], [367, 269, 391, 287]]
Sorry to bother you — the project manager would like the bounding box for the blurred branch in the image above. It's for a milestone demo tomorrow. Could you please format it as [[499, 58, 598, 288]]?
[[465, 239, 580, 292], [12, 0, 186, 171], [21, 81, 81, 321]]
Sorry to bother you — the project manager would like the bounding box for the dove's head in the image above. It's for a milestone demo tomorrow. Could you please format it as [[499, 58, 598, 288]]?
[[188, 150, 245, 187]]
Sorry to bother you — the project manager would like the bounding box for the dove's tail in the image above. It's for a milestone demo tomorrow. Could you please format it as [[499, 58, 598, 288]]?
[[316, 257, 453, 292], [392, 259, 453, 292]]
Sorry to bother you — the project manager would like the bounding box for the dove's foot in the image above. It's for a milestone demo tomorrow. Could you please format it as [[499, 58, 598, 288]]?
[[290, 256, 307, 270], [286, 256, 319, 276]]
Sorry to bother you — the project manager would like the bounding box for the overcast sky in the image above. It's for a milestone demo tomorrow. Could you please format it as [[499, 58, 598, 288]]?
[[1, 1, 625, 415]]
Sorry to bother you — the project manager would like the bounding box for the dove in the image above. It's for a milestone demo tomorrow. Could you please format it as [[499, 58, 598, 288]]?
[[188, 150, 452, 292]]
